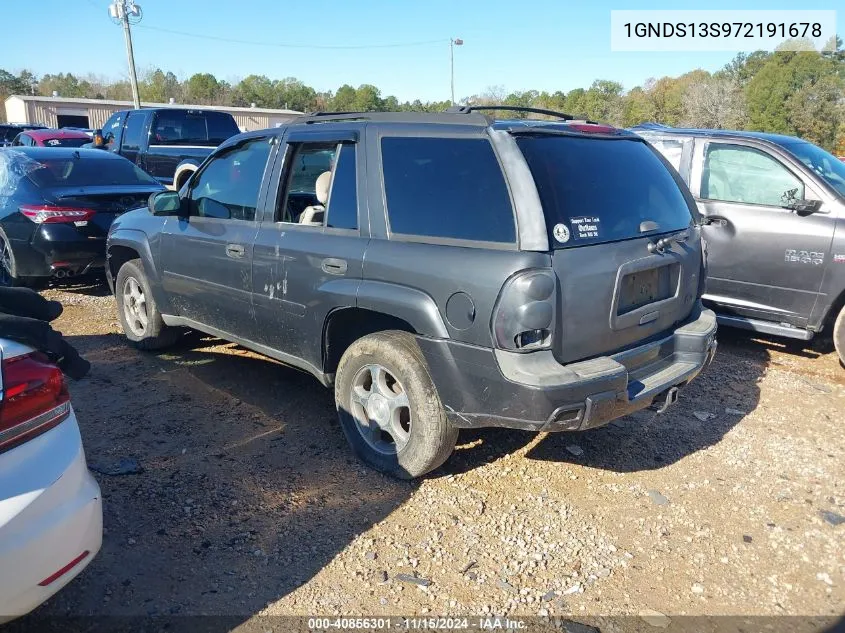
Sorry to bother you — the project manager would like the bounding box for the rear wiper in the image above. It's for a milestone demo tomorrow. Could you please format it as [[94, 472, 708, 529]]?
[[647, 229, 689, 253]]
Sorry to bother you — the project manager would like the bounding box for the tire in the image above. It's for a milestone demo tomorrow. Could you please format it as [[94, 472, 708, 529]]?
[[833, 304, 845, 367], [115, 258, 180, 350], [334, 331, 458, 479]]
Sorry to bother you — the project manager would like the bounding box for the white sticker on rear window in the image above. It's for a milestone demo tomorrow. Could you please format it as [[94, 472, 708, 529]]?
[[570, 216, 600, 239], [552, 223, 570, 243], [46, 139, 60, 146]]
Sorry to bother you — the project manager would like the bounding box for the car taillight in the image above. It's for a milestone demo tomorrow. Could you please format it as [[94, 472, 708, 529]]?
[[0, 352, 70, 453], [20, 205, 95, 224], [491, 269, 557, 352]]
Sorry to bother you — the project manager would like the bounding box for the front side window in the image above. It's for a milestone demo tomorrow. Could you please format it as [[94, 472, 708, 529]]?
[[702, 144, 805, 207], [325, 144, 358, 230], [121, 112, 147, 152], [188, 137, 272, 221], [381, 137, 515, 243], [776, 139, 845, 198]]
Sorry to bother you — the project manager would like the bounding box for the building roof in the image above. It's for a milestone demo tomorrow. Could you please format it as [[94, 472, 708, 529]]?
[[5, 94, 302, 116]]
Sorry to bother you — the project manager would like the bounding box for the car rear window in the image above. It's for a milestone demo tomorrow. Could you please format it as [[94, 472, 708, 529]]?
[[42, 137, 90, 148], [516, 136, 693, 248], [381, 137, 515, 243], [26, 157, 159, 188], [151, 110, 240, 146]]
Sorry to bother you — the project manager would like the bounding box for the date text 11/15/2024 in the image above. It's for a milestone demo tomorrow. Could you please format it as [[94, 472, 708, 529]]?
[[308, 616, 530, 630]]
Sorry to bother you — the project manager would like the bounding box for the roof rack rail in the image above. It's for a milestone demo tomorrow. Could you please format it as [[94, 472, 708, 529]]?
[[445, 105, 575, 121]]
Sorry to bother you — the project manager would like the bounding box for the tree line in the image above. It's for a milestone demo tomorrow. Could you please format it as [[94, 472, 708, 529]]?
[[2, 41, 843, 152]]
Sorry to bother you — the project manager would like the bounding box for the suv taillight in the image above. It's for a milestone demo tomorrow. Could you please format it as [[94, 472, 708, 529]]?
[[20, 205, 95, 224], [0, 353, 70, 453], [491, 269, 557, 352]]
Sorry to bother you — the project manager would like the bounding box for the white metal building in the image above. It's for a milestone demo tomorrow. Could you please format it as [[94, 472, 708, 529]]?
[[4, 95, 302, 131]]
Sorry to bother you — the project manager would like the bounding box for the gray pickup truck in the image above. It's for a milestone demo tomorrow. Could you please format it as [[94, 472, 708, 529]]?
[[98, 107, 241, 190], [634, 126, 845, 365], [106, 107, 717, 478]]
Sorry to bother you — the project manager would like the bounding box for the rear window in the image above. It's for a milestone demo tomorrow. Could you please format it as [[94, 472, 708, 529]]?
[[42, 137, 90, 148], [26, 157, 159, 188], [151, 110, 240, 146], [516, 136, 693, 248], [381, 137, 515, 243]]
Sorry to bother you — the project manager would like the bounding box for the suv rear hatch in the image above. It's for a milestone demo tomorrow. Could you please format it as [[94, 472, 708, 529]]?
[[515, 131, 702, 364]]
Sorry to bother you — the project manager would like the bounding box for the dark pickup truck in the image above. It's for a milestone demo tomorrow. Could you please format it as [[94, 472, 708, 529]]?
[[97, 108, 241, 190]]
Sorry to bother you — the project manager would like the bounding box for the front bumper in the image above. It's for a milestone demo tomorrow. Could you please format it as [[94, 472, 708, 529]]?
[[0, 413, 103, 620], [419, 306, 717, 432]]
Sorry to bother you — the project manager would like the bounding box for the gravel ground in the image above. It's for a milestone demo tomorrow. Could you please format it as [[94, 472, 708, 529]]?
[[12, 278, 845, 630]]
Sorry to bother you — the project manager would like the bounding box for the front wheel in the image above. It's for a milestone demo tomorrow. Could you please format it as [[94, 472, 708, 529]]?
[[115, 258, 180, 350], [334, 331, 458, 479]]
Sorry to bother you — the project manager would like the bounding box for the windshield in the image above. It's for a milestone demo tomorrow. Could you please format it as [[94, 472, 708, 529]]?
[[151, 110, 240, 146], [516, 135, 694, 248], [26, 156, 159, 188], [775, 140, 845, 198]]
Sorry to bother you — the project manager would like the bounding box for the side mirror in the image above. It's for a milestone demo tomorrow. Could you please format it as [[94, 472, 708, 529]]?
[[149, 190, 184, 216], [790, 199, 822, 215]]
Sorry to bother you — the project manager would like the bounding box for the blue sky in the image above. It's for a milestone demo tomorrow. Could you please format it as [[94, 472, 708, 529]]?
[[3, 0, 842, 102]]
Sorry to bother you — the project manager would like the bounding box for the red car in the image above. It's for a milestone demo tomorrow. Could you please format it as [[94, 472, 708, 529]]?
[[11, 129, 92, 148]]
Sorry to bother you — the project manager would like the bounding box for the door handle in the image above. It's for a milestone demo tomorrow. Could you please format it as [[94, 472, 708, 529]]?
[[225, 243, 245, 259], [702, 216, 728, 228], [321, 258, 348, 275]]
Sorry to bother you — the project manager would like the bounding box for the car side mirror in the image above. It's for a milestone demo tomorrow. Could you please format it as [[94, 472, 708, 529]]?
[[149, 190, 184, 217], [790, 198, 822, 215]]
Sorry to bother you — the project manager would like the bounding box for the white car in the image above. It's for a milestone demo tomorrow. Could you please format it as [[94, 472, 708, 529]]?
[[0, 338, 102, 621]]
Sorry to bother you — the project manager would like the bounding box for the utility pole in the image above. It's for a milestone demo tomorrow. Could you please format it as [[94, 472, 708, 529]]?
[[450, 37, 463, 105], [109, 0, 143, 109]]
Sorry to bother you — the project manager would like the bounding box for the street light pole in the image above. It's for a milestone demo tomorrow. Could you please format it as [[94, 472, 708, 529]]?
[[109, 0, 143, 109], [450, 37, 463, 105]]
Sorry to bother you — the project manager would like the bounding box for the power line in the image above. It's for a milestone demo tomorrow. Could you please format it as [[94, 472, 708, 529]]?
[[134, 24, 449, 50]]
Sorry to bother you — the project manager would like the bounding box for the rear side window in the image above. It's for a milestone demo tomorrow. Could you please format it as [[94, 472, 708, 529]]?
[[152, 110, 240, 146], [381, 137, 515, 243], [516, 136, 693, 248], [26, 157, 159, 188]]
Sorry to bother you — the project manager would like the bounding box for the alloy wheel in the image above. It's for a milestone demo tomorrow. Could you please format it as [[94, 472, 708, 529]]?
[[122, 276, 149, 336], [349, 363, 412, 455]]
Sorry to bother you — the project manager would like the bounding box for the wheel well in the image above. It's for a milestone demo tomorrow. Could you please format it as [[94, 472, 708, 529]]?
[[323, 308, 416, 375], [108, 245, 140, 280], [821, 288, 845, 334]]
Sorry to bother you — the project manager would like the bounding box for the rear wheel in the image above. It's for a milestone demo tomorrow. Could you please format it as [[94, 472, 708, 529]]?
[[115, 258, 180, 350], [833, 305, 845, 367], [335, 331, 458, 479]]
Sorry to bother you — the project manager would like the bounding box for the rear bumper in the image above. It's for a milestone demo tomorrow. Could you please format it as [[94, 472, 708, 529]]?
[[12, 227, 106, 278], [0, 412, 103, 620], [419, 306, 717, 432]]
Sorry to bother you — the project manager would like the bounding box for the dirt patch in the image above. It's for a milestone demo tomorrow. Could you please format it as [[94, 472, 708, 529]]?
[[14, 279, 845, 627]]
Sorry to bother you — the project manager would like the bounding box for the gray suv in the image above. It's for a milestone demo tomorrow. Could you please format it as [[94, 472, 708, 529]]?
[[106, 107, 717, 478], [634, 125, 845, 365]]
